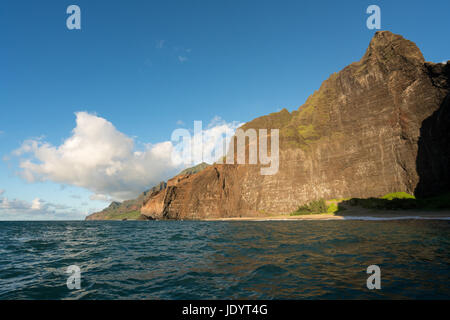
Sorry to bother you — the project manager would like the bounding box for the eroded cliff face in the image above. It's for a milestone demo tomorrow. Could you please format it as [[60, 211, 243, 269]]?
[[139, 31, 449, 220], [85, 181, 167, 220]]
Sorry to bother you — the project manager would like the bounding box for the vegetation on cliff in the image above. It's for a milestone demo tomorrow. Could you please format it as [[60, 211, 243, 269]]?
[[85, 181, 167, 220], [341, 192, 450, 211], [290, 199, 328, 215], [290, 192, 450, 216], [99, 210, 142, 220], [179, 162, 210, 175]]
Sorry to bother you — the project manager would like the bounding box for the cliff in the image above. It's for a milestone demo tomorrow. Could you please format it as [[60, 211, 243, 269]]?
[[85, 163, 210, 220], [139, 31, 450, 220], [85, 181, 167, 220]]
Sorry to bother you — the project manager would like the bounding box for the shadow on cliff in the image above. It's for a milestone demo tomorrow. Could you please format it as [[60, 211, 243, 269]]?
[[415, 62, 450, 197], [414, 92, 450, 198], [334, 193, 450, 214], [334, 91, 450, 215]]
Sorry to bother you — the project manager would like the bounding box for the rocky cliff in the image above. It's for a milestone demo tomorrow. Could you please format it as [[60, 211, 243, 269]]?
[[138, 31, 450, 220], [86, 163, 210, 220], [85, 181, 167, 220]]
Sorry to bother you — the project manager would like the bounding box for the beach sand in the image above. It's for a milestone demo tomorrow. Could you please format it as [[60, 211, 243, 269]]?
[[204, 208, 450, 221]]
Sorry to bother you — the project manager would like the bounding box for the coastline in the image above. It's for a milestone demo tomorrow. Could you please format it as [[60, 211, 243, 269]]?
[[203, 209, 450, 221]]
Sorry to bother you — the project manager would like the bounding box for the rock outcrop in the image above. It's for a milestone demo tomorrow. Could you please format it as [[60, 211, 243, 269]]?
[[139, 31, 450, 220]]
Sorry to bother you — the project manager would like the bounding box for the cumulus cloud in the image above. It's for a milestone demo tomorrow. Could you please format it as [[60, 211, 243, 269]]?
[[89, 194, 113, 202], [12, 112, 242, 201], [0, 197, 27, 211], [0, 196, 84, 220], [13, 112, 179, 201], [0, 189, 4, 196], [31, 198, 42, 210]]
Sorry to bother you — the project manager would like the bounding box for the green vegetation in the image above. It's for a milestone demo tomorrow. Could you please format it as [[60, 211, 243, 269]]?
[[290, 199, 328, 216], [327, 202, 339, 214], [227, 78, 342, 151], [290, 192, 450, 216], [179, 162, 210, 175], [240, 108, 292, 131], [381, 192, 415, 200], [105, 211, 142, 220], [290, 197, 348, 216], [343, 192, 450, 211], [297, 124, 320, 141]]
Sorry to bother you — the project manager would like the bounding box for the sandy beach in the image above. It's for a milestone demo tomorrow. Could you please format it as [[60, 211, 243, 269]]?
[[204, 208, 450, 221]]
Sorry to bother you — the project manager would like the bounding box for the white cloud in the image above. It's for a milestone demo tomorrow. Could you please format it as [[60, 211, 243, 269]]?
[[0, 196, 84, 220], [171, 117, 243, 166], [13, 112, 179, 201], [31, 198, 42, 210], [196, 118, 243, 164], [0, 197, 29, 211], [0, 189, 4, 196], [12, 112, 242, 201], [89, 194, 112, 202]]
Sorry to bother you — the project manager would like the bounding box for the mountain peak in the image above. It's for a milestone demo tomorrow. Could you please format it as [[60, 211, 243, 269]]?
[[363, 31, 425, 66]]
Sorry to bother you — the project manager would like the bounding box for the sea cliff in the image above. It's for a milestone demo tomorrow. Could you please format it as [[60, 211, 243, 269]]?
[[86, 31, 450, 221]]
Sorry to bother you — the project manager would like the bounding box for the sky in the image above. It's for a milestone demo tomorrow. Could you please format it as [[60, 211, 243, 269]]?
[[1, 0, 449, 220]]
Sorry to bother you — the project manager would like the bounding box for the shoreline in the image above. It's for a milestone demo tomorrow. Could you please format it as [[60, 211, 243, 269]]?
[[84, 208, 450, 222], [203, 209, 450, 221], [204, 215, 450, 221]]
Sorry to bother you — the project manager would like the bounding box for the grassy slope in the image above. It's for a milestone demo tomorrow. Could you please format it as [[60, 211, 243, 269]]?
[[103, 211, 142, 220], [179, 162, 210, 175]]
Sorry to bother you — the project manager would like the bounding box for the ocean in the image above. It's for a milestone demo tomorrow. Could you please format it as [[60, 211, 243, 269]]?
[[0, 220, 449, 299]]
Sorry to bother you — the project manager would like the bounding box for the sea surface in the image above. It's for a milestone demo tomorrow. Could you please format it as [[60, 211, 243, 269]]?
[[0, 220, 449, 299]]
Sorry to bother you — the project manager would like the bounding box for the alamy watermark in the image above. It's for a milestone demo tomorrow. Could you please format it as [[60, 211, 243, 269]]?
[[66, 5, 81, 30], [66, 265, 81, 290], [366, 5, 381, 30], [171, 121, 279, 175], [366, 265, 381, 290], [65, 4, 381, 31]]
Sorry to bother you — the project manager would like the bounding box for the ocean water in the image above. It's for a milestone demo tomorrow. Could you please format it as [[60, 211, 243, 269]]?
[[0, 220, 449, 299]]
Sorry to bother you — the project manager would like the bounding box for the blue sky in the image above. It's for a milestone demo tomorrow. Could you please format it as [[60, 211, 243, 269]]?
[[1, 0, 449, 220]]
